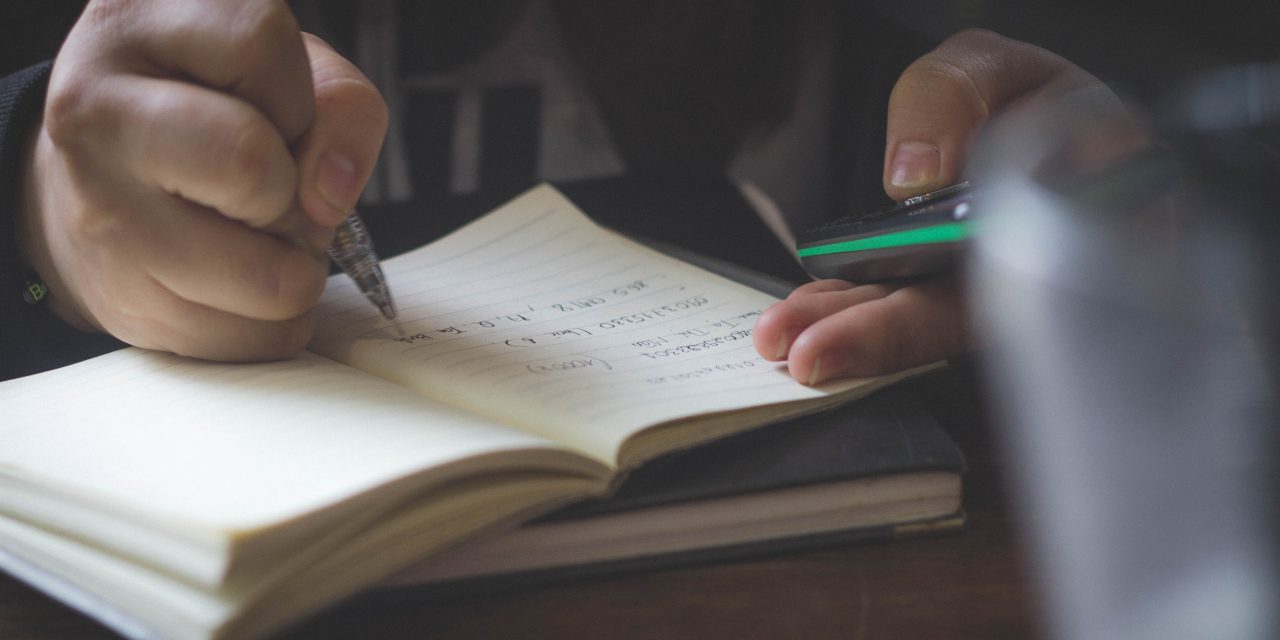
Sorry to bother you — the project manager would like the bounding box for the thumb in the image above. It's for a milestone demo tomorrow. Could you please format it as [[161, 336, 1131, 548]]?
[[294, 34, 389, 228], [882, 29, 1095, 201]]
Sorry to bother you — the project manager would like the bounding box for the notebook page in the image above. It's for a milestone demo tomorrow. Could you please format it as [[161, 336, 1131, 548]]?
[[0, 348, 579, 537], [311, 185, 872, 464]]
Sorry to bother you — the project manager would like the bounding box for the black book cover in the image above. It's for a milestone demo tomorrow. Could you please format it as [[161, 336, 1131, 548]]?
[[386, 382, 965, 597], [547, 385, 965, 521]]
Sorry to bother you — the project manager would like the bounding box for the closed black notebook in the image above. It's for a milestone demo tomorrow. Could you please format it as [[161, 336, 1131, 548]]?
[[385, 383, 965, 593]]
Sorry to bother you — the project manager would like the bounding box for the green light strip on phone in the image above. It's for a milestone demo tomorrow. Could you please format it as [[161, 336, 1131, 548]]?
[[797, 221, 972, 258]]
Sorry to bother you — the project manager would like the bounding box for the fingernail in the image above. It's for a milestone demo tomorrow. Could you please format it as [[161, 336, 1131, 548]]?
[[807, 351, 849, 386], [774, 328, 795, 360], [890, 142, 940, 189], [317, 150, 359, 220]]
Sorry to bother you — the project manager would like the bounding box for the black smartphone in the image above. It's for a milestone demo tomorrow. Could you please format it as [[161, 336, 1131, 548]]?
[[796, 182, 973, 282]]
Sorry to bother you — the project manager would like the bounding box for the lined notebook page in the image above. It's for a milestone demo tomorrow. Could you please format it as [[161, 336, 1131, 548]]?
[[0, 348, 571, 536], [311, 185, 872, 464]]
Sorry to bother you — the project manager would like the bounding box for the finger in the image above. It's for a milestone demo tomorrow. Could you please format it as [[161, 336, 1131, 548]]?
[[754, 282, 897, 361], [786, 279, 857, 298], [112, 0, 316, 141], [70, 75, 329, 251], [133, 193, 329, 321], [75, 76, 318, 240], [787, 277, 969, 384], [117, 284, 316, 362], [883, 29, 1097, 201], [293, 34, 390, 226]]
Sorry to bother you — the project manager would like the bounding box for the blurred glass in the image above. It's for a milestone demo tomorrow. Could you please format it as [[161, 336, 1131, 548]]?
[[969, 66, 1279, 640]]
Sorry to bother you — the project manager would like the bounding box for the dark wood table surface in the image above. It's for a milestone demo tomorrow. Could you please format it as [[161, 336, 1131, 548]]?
[[0, 366, 1044, 640]]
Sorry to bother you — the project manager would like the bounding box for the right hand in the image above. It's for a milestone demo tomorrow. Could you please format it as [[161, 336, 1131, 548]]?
[[754, 29, 1122, 383], [18, 0, 387, 361]]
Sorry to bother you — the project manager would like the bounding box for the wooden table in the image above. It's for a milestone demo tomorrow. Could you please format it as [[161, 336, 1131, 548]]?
[[0, 366, 1043, 639]]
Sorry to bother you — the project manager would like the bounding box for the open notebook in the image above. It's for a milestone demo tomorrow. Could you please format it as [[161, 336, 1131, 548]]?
[[0, 185, 946, 639]]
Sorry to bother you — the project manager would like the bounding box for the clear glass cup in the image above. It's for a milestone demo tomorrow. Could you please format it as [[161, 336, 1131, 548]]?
[[968, 68, 1279, 640]]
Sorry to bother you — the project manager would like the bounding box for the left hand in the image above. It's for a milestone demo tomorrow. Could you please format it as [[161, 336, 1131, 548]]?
[[754, 29, 1115, 383]]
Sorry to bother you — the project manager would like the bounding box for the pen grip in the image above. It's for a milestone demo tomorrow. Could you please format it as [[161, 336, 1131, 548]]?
[[326, 211, 397, 319]]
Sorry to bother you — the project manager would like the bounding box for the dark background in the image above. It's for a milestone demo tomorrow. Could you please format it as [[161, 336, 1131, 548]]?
[[5, 1, 1279, 100], [2, 0, 1277, 230]]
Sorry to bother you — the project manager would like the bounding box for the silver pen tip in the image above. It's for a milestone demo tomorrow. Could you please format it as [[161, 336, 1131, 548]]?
[[365, 284, 397, 320], [378, 301, 397, 320], [329, 211, 398, 321]]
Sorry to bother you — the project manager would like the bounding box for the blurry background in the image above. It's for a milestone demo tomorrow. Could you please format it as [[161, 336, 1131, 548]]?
[[6, 0, 1279, 101], [3, 0, 1278, 219]]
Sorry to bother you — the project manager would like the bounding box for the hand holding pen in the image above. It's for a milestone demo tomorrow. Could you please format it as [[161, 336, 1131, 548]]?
[[17, 0, 389, 363]]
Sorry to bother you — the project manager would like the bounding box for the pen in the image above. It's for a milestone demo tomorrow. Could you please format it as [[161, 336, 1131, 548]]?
[[327, 211, 397, 320]]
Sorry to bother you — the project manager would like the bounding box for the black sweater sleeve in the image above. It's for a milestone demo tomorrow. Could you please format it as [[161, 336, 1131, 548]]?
[[0, 62, 123, 382]]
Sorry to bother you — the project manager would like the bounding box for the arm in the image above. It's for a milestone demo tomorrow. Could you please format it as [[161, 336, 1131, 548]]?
[[754, 29, 1115, 383], [10, 0, 386, 372]]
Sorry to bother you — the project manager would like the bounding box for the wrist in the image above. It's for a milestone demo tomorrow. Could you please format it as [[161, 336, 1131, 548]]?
[[17, 126, 97, 332]]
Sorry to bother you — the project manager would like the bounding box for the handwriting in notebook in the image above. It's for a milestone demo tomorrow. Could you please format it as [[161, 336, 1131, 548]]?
[[310, 187, 816, 434]]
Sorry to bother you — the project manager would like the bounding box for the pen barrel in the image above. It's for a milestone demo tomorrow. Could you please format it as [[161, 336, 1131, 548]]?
[[327, 213, 376, 267], [327, 212, 396, 318]]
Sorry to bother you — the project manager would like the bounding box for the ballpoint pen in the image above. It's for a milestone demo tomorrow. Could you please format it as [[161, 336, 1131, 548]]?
[[327, 211, 397, 320]]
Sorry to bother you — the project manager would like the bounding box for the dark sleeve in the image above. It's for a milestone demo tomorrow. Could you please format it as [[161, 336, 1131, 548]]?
[[0, 62, 123, 382]]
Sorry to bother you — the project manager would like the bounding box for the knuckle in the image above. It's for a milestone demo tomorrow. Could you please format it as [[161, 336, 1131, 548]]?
[[70, 198, 129, 243], [54, 166, 134, 244], [223, 119, 293, 221], [224, 119, 274, 180], [111, 291, 148, 330], [265, 253, 326, 318], [896, 29, 1044, 118], [903, 57, 971, 89], [901, 56, 984, 100], [897, 55, 992, 123], [227, 0, 300, 62], [44, 75, 101, 149]]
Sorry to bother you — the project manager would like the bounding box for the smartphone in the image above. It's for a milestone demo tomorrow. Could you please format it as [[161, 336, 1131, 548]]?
[[796, 182, 973, 282]]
